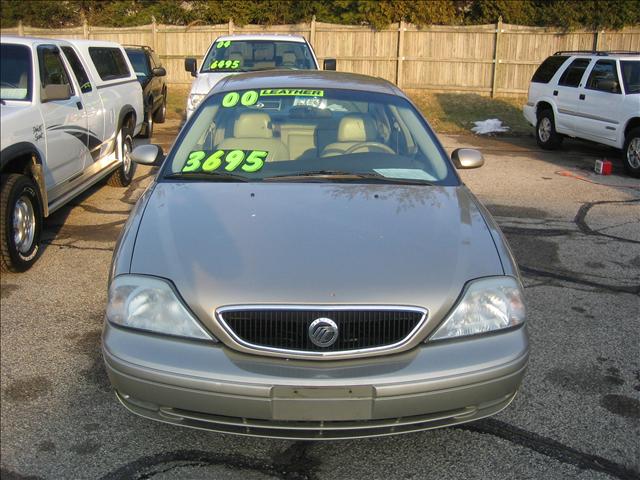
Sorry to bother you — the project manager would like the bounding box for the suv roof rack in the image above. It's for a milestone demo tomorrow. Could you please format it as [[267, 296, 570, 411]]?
[[122, 44, 154, 52], [554, 50, 640, 56]]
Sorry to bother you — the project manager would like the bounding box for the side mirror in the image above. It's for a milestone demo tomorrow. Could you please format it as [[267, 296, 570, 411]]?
[[131, 144, 164, 166], [323, 58, 336, 71], [185, 58, 197, 77], [152, 67, 167, 77], [41, 84, 71, 102], [451, 148, 484, 169]]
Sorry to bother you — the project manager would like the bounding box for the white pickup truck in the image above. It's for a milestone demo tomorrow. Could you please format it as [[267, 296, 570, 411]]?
[[0, 36, 144, 272]]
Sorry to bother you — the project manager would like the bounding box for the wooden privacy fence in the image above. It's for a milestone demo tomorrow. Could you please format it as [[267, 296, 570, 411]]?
[[3, 18, 639, 96]]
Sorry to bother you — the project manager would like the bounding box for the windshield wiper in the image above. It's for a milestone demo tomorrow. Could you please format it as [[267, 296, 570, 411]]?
[[264, 170, 434, 185], [165, 172, 250, 182]]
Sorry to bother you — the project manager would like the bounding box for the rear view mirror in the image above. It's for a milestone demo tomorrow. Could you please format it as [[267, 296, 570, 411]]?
[[323, 59, 336, 71], [131, 144, 164, 166], [451, 148, 485, 169], [41, 84, 71, 102], [152, 67, 167, 77], [185, 58, 197, 77]]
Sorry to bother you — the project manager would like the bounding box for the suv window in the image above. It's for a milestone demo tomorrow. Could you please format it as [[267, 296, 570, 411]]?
[[620, 61, 639, 94], [586, 60, 621, 93], [88, 47, 131, 81], [0, 43, 32, 101], [37, 45, 73, 93], [125, 49, 151, 77], [558, 58, 591, 88], [61, 46, 92, 93], [532, 56, 569, 83]]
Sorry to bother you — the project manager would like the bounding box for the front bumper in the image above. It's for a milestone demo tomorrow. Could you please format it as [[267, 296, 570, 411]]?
[[103, 323, 528, 439]]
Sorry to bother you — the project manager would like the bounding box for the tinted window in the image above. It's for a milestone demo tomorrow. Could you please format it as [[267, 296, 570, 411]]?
[[125, 49, 150, 77], [558, 58, 591, 88], [532, 56, 569, 83], [37, 46, 73, 94], [0, 43, 32, 101], [202, 40, 316, 73], [586, 60, 621, 93], [61, 46, 92, 93], [89, 47, 131, 80], [620, 60, 640, 94]]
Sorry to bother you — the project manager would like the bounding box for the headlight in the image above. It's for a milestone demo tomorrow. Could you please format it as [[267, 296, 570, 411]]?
[[187, 93, 206, 111], [107, 275, 214, 341], [429, 276, 525, 341]]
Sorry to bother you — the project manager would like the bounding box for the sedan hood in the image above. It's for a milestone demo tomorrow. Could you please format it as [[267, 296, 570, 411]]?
[[131, 183, 503, 331], [191, 71, 239, 95]]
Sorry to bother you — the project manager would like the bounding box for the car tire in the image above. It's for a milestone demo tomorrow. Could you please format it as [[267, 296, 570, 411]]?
[[139, 110, 153, 139], [107, 125, 136, 187], [622, 127, 640, 178], [536, 109, 563, 150], [0, 174, 43, 272], [153, 90, 167, 124]]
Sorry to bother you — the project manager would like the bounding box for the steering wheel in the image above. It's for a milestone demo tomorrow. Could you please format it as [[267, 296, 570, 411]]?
[[344, 142, 395, 155], [0, 81, 18, 88]]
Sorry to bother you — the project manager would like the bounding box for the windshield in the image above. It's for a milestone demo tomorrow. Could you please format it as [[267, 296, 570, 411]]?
[[163, 88, 457, 185], [1, 44, 32, 101], [201, 40, 316, 73], [620, 60, 639, 94], [125, 49, 150, 78]]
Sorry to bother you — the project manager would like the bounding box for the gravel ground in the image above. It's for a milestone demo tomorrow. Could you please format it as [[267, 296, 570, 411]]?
[[1, 119, 638, 480]]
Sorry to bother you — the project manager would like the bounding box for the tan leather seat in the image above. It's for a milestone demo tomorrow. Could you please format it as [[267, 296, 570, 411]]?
[[253, 45, 275, 69], [281, 52, 296, 68], [217, 112, 289, 162], [321, 114, 380, 157]]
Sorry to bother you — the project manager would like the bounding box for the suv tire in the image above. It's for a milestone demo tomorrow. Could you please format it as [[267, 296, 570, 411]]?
[[623, 127, 640, 178], [1, 174, 43, 272], [536, 109, 563, 150], [153, 90, 167, 124], [140, 110, 153, 139], [107, 125, 136, 187]]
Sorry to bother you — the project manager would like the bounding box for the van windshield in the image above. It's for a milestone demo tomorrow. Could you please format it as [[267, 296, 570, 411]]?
[[201, 40, 316, 73], [0, 44, 32, 101]]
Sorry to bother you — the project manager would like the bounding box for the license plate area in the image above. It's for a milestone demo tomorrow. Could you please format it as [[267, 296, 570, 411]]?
[[272, 386, 373, 421]]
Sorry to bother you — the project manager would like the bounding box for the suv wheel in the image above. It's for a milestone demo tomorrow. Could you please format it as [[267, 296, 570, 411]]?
[[536, 109, 563, 150], [1, 174, 43, 272], [623, 128, 640, 178], [140, 110, 153, 139], [153, 90, 167, 124], [107, 125, 136, 187]]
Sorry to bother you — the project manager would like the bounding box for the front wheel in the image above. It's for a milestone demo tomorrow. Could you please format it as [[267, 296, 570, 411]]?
[[153, 91, 167, 123], [139, 110, 153, 139], [622, 127, 640, 178], [107, 126, 136, 187], [0, 174, 43, 272], [536, 110, 563, 150]]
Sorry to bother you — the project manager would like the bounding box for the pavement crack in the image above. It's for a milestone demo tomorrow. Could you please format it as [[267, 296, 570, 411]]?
[[42, 241, 113, 252], [575, 199, 640, 245], [520, 265, 640, 295], [459, 418, 639, 480]]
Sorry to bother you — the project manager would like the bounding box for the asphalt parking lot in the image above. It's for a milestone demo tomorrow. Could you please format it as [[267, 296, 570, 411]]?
[[1, 118, 639, 480]]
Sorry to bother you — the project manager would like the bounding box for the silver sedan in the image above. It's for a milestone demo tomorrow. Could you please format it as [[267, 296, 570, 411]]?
[[103, 71, 528, 439]]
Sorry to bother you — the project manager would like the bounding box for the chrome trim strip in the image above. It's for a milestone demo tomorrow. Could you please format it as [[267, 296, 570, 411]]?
[[557, 108, 619, 125], [215, 304, 429, 359]]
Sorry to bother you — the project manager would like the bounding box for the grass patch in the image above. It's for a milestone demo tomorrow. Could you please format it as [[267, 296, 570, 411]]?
[[164, 85, 531, 135], [407, 90, 530, 135]]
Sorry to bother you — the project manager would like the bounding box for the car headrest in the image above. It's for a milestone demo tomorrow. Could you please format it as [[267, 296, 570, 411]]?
[[234, 112, 272, 138], [228, 52, 243, 63], [282, 52, 296, 65], [337, 114, 377, 142]]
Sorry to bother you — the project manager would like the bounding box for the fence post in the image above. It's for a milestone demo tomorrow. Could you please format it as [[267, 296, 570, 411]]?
[[593, 29, 604, 50], [17, 20, 24, 36], [491, 16, 502, 98], [310, 15, 316, 45], [151, 16, 158, 50], [396, 20, 405, 88], [83, 19, 89, 39], [228, 18, 234, 35]]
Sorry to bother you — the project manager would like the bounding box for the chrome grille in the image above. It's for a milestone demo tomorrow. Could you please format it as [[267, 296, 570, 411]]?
[[217, 306, 426, 355]]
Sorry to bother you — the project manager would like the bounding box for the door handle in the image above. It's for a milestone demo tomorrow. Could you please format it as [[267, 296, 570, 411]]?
[[553, 90, 558, 96], [579, 94, 585, 100], [76, 101, 83, 110]]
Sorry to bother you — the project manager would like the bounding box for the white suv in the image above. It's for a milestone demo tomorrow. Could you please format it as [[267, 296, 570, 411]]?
[[523, 51, 640, 177]]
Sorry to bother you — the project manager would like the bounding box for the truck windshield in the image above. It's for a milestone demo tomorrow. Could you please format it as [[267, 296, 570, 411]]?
[[201, 40, 316, 73], [1, 44, 32, 101], [125, 49, 150, 78]]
